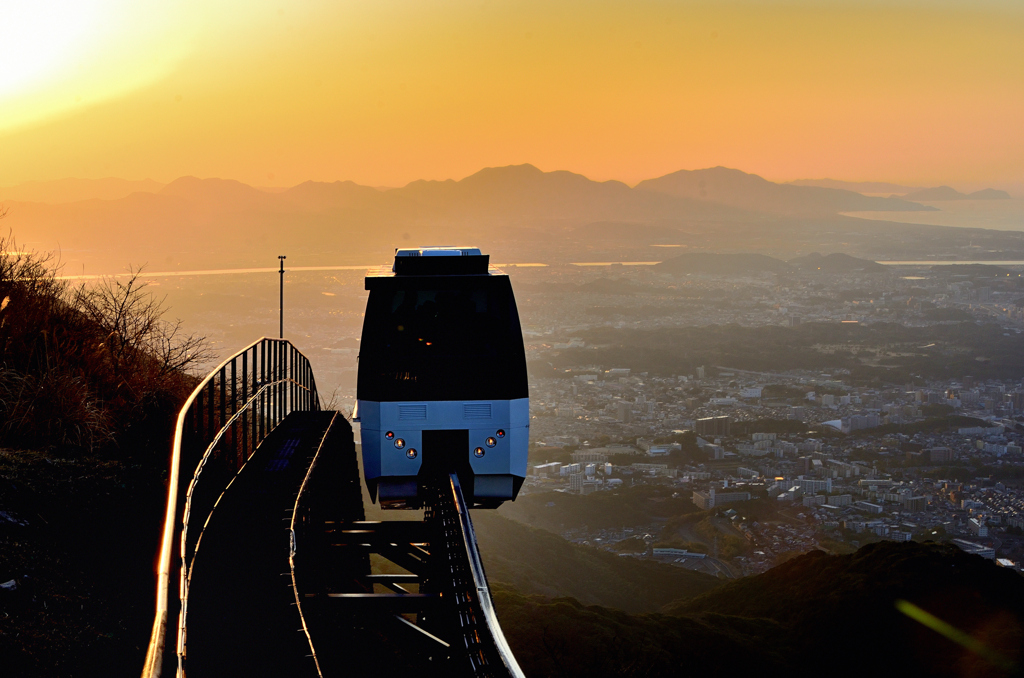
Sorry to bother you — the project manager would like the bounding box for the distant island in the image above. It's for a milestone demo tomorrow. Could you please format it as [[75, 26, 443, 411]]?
[[788, 178, 921, 194], [790, 178, 1012, 201], [902, 186, 1011, 201]]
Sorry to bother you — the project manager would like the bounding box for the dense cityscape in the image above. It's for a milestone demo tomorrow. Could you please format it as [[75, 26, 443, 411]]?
[[510, 257, 1024, 576]]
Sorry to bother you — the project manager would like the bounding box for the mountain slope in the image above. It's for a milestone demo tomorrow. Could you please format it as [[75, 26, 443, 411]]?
[[788, 178, 920, 194], [388, 163, 745, 222], [159, 176, 286, 212], [653, 252, 793, 276], [903, 186, 1011, 201], [665, 541, 1024, 677], [637, 166, 935, 215], [494, 541, 1024, 678], [281, 180, 388, 212], [472, 511, 719, 614], [789, 252, 886, 273]]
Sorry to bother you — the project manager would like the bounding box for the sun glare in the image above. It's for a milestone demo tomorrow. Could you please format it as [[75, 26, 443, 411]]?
[[0, 0, 196, 134]]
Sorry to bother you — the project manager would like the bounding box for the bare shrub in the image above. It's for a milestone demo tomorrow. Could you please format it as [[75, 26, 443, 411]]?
[[0, 235, 212, 454]]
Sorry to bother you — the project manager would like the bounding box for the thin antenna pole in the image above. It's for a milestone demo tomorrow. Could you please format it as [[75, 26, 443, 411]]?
[[278, 255, 286, 338]]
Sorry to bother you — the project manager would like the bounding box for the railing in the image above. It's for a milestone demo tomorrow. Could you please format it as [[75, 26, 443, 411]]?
[[142, 338, 319, 678]]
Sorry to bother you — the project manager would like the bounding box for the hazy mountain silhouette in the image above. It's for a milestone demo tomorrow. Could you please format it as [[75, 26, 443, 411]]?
[[0, 177, 164, 203], [664, 542, 1024, 675], [495, 541, 1024, 678], [281, 180, 388, 211], [6, 164, 1022, 274], [654, 252, 793, 275], [903, 185, 1011, 201], [637, 167, 934, 215], [789, 252, 886, 273], [386, 163, 743, 222], [159, 176, 286, 212], [788, 178, 919, 194]]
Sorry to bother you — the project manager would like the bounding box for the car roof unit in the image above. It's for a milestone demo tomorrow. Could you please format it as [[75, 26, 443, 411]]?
[[392, 246, 489, 276]]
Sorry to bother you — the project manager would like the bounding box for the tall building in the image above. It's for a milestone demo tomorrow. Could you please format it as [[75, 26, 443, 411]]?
[[692, 486, 751, 509], [969, 518, 989, 537], [696, 416, 731, 437], [928, 447, 955, 463]]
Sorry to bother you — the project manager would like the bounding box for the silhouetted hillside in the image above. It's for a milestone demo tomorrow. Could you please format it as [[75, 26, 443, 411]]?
[[0, 240, 204, 676], [789, 252, 886, 273], [636, 166, 934, 215], [387, 163, 741, 222], [904, 186, 1011, 201], [495, 541, 1024, 678], [789, 178, 920, 194], [494, 588, 787, 678], [472, 511, 719, 614], [666, 542, 1024, 677], [281, 179, 389, 211], [0, 239, 203, 452], [653, 252, 792, 275], [160, 176, 284, 211], [8, 165, 1024, 275]]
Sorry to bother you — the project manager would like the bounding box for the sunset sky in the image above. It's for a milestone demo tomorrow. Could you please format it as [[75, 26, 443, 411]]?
[[1, 0, 1022, 190]]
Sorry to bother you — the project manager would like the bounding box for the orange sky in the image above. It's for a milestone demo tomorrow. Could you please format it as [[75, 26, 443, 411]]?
[[1, 1, 1022, 190]]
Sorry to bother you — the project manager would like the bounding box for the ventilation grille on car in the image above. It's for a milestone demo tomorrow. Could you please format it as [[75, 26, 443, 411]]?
[[463, 404, 492, 419], [398, 404, 427, 420]]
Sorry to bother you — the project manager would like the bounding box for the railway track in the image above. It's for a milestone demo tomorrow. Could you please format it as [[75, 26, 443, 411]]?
[[290, 435, 524, 678]]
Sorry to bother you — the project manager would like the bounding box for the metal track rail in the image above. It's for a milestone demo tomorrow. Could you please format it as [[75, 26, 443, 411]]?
[[291, 468, 525, 677], [431, 473, 525, 678]]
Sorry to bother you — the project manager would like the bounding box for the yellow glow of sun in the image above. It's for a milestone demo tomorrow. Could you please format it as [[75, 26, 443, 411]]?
[[0, 0, 196, 133]]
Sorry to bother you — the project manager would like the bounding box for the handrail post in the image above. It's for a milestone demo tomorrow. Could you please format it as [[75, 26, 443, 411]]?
[[241, 352, 248, 460], [229, 359, 237, 464], [260, 341, 266, 441], [206, 380, 215, 444], [219, 366, 227, 460]]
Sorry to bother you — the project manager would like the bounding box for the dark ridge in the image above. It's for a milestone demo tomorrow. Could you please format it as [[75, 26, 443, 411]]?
[[904, 186, 1012, 201], [636, 166, 936, 215], [472, 511, 720, 614], [664, 541, 1024, 676], [653, 252, 793, 276], [495, 541, 1024, 678], [789, 252, 887, 273]]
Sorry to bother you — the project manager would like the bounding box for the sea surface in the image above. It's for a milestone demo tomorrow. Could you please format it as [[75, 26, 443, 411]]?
[[844, 198, 1024, 232]]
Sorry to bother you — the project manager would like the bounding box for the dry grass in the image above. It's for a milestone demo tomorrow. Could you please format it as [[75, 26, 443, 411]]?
[[0, 232, 210, 455]]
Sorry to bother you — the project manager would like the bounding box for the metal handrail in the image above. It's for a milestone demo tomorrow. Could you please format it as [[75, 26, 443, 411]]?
[[142, 338, 319, 678], [176, 376, 315, 670]]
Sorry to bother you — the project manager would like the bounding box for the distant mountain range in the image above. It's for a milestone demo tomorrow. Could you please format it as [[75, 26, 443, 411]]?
[[2, 164, 933, 218], [791, 178, 1012, 200], [902, 186, 1011, 201], [636, 167, 932, 216], [1, 164, 1018, 274], [789, 178, 922, 194]]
